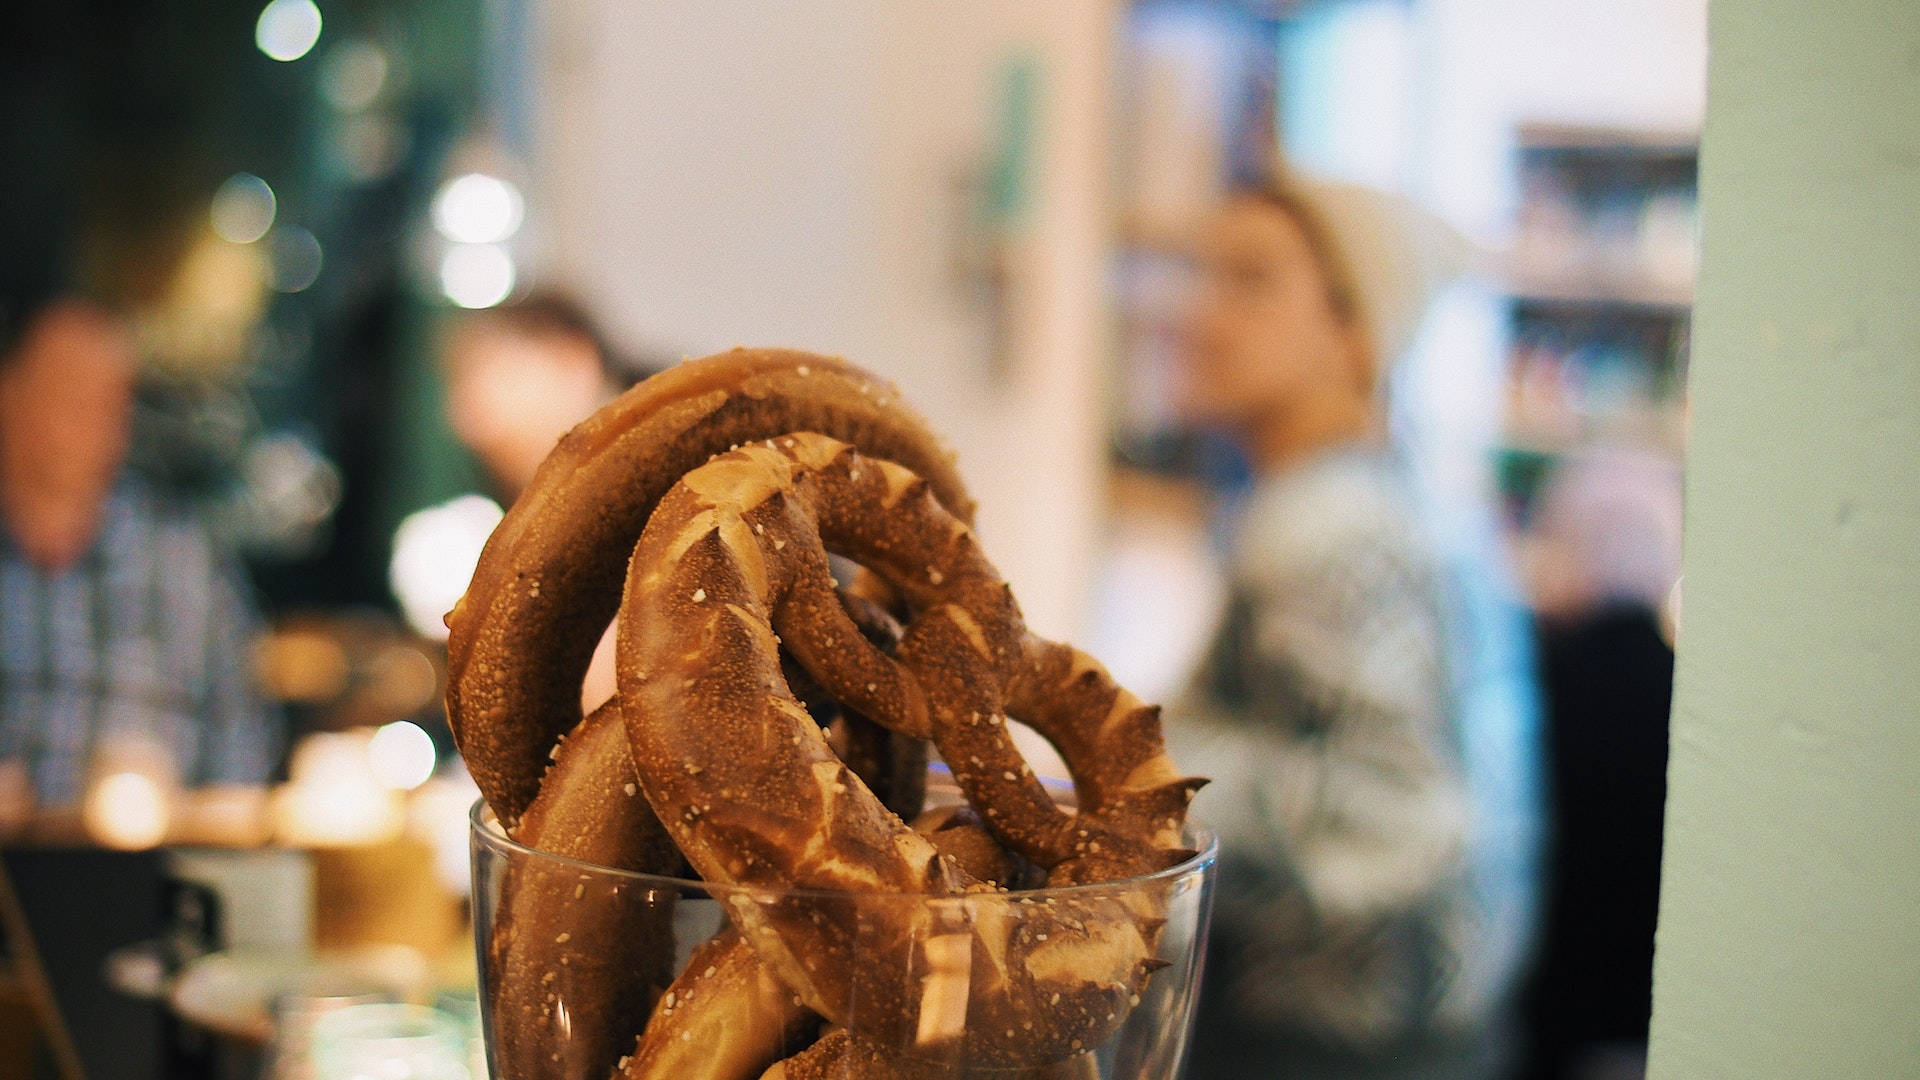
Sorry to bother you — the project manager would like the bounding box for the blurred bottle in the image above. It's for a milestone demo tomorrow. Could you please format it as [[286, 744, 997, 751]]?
[[308, 1003, 472, 1080], [264, 985, 398, 1080]]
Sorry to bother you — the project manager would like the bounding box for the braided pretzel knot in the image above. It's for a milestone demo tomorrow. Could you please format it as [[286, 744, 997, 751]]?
[[616, 433, 1202, 1071], [448, 349, 974, 829], [454, 351, 973, 1079], [449, 351, 1204, 1078]]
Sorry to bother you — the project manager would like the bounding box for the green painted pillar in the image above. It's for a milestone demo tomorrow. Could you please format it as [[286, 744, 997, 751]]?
[[1647, 2, 1920, 1077]]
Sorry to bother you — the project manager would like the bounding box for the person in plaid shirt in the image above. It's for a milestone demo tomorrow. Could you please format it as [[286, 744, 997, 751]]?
[[0, 301, 280, 815]]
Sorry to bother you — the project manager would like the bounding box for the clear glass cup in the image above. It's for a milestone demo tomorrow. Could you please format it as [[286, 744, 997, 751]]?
[[470, 785, 1215, 1079]]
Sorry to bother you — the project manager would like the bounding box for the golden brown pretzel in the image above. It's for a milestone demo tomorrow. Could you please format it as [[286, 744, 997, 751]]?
[[608, 815, 1033, 1080], [618, 931, 818, 1079], [446, 348, 973, 827], [484, 701, 681, 1080], [459, 352, 968, 1078], [453, 352, 1203, 1076], [617, 434, 1201, 1069]]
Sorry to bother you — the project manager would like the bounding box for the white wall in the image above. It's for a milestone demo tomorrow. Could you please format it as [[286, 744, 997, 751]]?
[[1498, 0, 1708, 134], [530, 0, 873, 361], [527, 0, 1114, 642]]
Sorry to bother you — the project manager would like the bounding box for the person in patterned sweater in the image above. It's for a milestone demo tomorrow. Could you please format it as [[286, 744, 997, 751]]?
[[1172, 174, 1542, 1080]]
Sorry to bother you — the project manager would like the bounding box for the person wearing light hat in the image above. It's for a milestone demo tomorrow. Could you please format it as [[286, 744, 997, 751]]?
[[1170, 173, 1541, 1079]]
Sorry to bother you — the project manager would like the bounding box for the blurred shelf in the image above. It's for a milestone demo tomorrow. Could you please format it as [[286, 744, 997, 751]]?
[[1517, 122, 1700, 157], [1497, 433, 1671, 459], [1506, 271, 1694, 313]]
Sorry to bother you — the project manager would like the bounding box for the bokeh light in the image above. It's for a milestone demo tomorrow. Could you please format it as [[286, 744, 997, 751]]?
[[268, 225, 324, 292], [321, 40, 388, 112], [84, 772, 170, 850], [368, 721, 437, 791], [273, 731, 402, 846], [438, 243, 515, 309], [364, 643, 440, 714], [210, 173, 277, 244], [255, 0, 323, 63], [337, 116, 409, 183], [431, 173, 523, 245], [389, 493, 504, 639], [406, 770, 481, 896]]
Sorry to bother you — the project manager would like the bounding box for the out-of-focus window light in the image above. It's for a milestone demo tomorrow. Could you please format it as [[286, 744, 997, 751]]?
[[268, 225, 324, 293], [368, 721, 437, 791], [390, 494, 504, 640], [211, 173, 277, 244], [255, 0, 323, 63], [321, 40, 388, 112], [438, 243, 515, 309], [85, 772, 170, 850], [432, 174, 523, 245], [1280, 0, 1414, 190]]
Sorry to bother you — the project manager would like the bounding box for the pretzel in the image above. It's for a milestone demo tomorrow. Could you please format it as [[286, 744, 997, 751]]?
[[459, 351, 969, 1078], [607, 812, 1024, 1080], [452, 352, 1204, 1077], [616, 434, 1203, 1069], [447, 348, 972, 827], [487, 586, 932, 1079], [486, 701, 683, 1079]]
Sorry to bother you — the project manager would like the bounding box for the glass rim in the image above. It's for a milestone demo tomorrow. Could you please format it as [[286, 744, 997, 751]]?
[[470, 796, 1216, 901]]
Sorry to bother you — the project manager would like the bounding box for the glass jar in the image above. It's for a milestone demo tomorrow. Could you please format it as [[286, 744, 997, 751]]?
[[470, 789, 1215, 1079]]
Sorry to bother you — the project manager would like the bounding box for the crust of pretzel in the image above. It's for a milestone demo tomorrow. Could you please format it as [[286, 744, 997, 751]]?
[[617, 931, 819, 1080], [465, 353, 972, 1078], [612, 812, 1016, 1080], [487, 702, 681, 1080], [616, 435, 1202, 1069], [446, 348, 973, 826], [455, 352, 1204, 1076]]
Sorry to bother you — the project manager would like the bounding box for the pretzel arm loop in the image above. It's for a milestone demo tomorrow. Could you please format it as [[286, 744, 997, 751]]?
[[1007, 637, 1209, 859], [773, 557, 930, 738], [447, 349, 973, 826]]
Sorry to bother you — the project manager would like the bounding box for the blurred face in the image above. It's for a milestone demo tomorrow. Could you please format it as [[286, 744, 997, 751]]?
[[442, 322, 609, 497], [0, 303, 136, 567], [1177, 196, 1368, 431]]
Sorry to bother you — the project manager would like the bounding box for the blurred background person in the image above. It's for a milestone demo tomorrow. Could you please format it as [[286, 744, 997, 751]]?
[[413, 290, 656, 711], [0, 299, 281, 823], [1519, 446, 1681, 1080], [1169, 173, 1542, 1080], [440, 290, 641, 501]]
